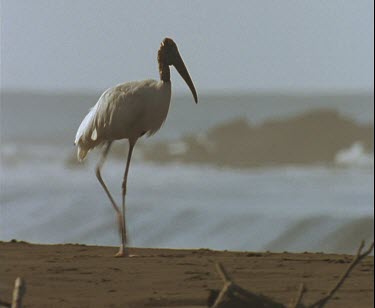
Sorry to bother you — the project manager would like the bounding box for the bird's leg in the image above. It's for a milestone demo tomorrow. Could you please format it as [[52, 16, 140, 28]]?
[[120, 139, 136, 257], [95, 141, 126, 257]]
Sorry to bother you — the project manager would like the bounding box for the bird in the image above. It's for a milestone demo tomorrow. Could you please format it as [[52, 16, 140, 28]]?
[[74, 38, 198, 257]]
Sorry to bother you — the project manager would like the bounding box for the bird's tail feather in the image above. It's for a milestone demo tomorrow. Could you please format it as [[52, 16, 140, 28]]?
[[77, 146, 89, 162]]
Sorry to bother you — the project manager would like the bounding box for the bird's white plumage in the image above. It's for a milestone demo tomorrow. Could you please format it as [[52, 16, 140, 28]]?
[[75, 79, 171, 161], [74, 93, 103, 160], [73, 38, 197, 257]]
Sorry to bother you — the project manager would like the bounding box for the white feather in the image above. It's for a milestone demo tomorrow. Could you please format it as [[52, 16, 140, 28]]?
[[74, 88, 110, 145], [74, 80, 171, 161]]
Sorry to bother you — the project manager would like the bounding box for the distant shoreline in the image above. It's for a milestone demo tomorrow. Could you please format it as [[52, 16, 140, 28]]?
[[140, 109, 374, 168], [2, 91, 373, 147]]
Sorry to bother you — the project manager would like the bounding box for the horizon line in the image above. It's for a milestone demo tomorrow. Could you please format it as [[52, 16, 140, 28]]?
[[1, 87, 374, 97]]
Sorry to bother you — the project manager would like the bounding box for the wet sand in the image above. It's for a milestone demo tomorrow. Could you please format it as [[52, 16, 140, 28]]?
[[0, 241, 373, 307]]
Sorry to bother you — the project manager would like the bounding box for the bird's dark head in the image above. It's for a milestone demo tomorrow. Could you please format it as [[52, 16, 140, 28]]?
[[158, 38, 179, 65], [158, 38, 198, 103]]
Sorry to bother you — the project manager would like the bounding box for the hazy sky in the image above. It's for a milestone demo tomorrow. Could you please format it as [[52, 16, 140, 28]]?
[[1, 0, 374, 93]]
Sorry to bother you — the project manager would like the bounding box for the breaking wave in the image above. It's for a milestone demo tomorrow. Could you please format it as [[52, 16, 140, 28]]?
[[335, 142, 374, 168]]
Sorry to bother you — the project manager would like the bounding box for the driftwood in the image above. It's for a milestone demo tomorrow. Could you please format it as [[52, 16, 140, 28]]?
[[208, 262, 284, 308], [288, 283, 306, 308], [209, 241, 374, 308], [0, 278, 26, 308], [307, 240, 374, 308], [11, 278, 26, 308]]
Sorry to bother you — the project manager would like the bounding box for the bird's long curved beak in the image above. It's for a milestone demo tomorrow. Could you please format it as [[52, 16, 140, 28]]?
[[173, 53, 198, 103]]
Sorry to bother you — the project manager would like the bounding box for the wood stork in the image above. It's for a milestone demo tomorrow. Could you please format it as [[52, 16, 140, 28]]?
[[74, 38, 198, 257]]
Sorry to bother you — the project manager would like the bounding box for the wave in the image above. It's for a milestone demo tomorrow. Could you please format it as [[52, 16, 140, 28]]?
[[335, 142, 374, 167], [263, 216, 374, 254], [1, 161, 373, 254], [1, 143, 69, 166]]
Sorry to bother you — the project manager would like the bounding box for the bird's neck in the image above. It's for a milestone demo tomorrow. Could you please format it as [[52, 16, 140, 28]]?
[[157, 48, 171, 82], [159, 63, 170, 82]]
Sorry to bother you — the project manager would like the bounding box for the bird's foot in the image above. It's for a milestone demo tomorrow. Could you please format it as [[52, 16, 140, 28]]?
[[114, 252, 127, 257], [114, 251, 138, 258], [114, 245, 129, 257]]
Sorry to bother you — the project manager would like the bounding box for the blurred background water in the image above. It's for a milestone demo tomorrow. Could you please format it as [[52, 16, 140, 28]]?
[[1, 92, 373, 254], [1, 1, 374, 254]]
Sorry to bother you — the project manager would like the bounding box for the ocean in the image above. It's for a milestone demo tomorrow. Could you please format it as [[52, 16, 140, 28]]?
[[0, 91, 374, 254]]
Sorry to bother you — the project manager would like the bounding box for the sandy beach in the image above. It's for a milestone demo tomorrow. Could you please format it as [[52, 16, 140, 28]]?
[[2, 1, 374, 308], [0, 241, 373, 307]]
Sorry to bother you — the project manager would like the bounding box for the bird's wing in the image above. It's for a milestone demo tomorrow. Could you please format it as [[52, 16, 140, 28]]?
[[93, 83, 146, 138], [74, 89, 110, 145], [75, 80, 157, 147]]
